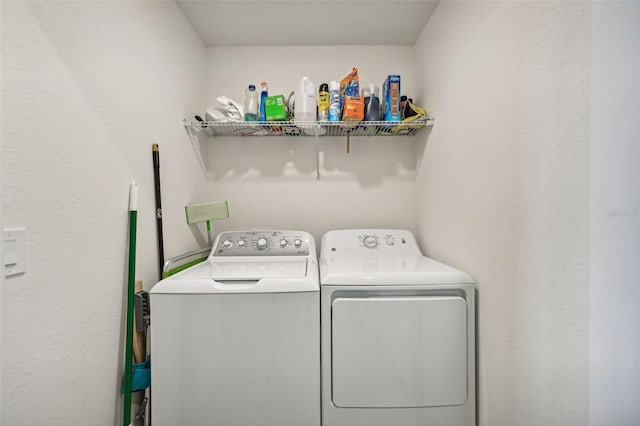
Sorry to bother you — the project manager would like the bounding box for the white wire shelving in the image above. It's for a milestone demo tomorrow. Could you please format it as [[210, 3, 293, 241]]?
[[183, 118, 434, 137], [183, 117, 435, 179]]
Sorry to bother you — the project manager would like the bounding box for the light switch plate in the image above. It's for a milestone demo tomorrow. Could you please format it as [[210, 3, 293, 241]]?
[[3, 228, 26, 277]]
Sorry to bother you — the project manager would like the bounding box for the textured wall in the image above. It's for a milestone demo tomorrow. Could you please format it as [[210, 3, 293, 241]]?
[[202, 46, 419, 241], [413, 2, 590, 425], [589, 3, 640, 425], [1, 2, 205, 424]]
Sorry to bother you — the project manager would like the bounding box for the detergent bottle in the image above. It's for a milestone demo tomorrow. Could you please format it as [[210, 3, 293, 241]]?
[[294, 77, 316, 122], [363, 83, 381, 121]]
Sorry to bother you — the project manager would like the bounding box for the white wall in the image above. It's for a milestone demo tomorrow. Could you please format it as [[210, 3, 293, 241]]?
[[590, 3, 640, 425], [203, 46, 419, 241], [2, 2, 636, 426], [413, 2, 591, 425], [1, 1, 206, 424]]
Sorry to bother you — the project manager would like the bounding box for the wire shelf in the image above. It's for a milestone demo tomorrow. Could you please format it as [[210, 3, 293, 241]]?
[[185, 118, 434, 137]]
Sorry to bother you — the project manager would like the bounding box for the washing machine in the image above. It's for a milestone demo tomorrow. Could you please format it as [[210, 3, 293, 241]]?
[[150, 230, 320, 426], [320, 229, 476, 426]]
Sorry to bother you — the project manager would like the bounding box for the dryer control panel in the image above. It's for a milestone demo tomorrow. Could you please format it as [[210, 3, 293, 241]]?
[[323, 229, 421, 254], [212, 230, 311, 256]]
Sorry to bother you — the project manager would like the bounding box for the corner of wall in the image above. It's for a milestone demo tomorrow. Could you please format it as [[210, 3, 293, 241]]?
[[0, 0, 4, 419], [589, 2, 640, 425]]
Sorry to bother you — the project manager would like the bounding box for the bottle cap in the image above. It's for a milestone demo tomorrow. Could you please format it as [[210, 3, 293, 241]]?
[[248, 84, 255, 90], [329, 80, 339, 91], [319, 83, 328, 92]]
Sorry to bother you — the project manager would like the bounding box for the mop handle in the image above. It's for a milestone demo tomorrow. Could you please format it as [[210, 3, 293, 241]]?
[[123, 182, 138, 426], [152, 144, 165, 280]]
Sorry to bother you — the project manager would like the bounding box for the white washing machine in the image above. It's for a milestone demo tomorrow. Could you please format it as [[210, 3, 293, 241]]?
[[320, 229, 476, 426], [150, 230, 320, 426]]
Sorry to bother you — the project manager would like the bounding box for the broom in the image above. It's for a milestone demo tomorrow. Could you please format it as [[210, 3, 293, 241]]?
[[123, 182, 138, 426]]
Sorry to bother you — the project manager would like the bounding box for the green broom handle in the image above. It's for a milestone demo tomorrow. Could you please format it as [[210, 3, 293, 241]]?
[[123, 182, 138, 426]]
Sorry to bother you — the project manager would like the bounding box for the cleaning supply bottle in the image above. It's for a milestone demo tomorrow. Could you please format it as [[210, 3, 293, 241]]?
[[294, 77, 316, 122], [317, 83, 329, 121], [244, 84, 259, 121], [364, 83, 381, 121], [328, 80, 341, 122], [259, 81, 268, 122]]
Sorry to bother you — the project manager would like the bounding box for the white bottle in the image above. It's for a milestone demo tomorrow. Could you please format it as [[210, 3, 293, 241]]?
[[294, 77, 316, 122], [244, 84, 258, 121]]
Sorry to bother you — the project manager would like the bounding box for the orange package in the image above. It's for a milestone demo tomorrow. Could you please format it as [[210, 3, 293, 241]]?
[[340, 67, 360, 101], [342, 96, 364, 121]]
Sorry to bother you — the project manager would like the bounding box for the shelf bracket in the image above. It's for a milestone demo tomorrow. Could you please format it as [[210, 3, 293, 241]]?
[[346, 130, 351, 154]]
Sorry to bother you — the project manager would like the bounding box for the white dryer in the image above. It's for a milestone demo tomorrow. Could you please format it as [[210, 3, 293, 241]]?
[[320, 229, 476, 426], [150, 230, 320, 426]]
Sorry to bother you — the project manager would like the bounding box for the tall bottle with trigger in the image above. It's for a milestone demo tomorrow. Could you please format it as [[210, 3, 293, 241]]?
[[259, 81, 268, 122]]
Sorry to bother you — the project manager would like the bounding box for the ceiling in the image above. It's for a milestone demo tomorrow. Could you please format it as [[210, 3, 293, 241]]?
[[176, 1, 439, 47]]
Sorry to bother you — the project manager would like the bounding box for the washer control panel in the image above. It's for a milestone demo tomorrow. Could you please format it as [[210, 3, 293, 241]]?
[[212, 230, 310, 256]]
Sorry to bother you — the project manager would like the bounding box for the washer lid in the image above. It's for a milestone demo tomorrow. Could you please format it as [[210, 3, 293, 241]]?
[[207, 258, 308, 280], [151, 257, 319, 294], [320, 254, 473, 285]]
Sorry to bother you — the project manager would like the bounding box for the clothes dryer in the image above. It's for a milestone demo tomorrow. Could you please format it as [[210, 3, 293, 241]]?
[[150, 230, 320, 426], [320, 229, 476, 426]]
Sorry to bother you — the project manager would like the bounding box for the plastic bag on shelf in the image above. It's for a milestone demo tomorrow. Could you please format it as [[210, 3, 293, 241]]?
[[205, 96, 245, 122], [393, 99, 430, 134]]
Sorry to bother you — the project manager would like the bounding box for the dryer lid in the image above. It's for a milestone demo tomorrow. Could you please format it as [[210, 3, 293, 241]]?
[[320, 229, 473, 286], [320, 254, 473, 285]]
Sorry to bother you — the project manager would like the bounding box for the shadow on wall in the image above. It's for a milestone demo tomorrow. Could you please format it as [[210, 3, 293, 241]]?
[[185, 126, 422, 187], [414, 126, 433, 175], [26, 2, 200, 174]]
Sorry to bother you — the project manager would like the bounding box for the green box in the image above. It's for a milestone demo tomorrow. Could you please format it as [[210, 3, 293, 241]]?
[[264, 95, 288, 121]]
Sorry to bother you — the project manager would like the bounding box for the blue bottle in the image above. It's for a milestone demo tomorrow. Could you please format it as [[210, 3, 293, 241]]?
[[259, 81, 268, 122], [328, 80, 341, 122]]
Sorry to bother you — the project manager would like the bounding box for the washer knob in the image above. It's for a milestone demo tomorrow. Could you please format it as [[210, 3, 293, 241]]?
[[237, 240, 247, 248], [222, 239, 233, 249], [256, 237, 269, 250], [280, 239, 288, 247], [363, 236, 379, 249], [294, 239, 302, 248]]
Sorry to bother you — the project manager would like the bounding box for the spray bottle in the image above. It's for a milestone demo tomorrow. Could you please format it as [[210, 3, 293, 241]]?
[[259, 81, 268, 122], [318, 83, 329, 121], [328, 80, 341, 122]]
